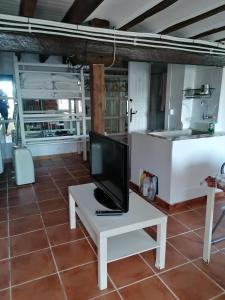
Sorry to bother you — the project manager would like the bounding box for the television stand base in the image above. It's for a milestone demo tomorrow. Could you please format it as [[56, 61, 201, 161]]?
[[94, 187, 119, 210]]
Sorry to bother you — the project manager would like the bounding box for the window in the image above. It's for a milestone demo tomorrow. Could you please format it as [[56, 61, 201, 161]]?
[[0, 77, 15, 137]]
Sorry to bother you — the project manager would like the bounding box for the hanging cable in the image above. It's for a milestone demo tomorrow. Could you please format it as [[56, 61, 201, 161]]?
[[105, 28, 116, 69]]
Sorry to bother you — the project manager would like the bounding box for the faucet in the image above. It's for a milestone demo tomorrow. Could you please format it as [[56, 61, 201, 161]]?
[[202, 113, 213, 120]]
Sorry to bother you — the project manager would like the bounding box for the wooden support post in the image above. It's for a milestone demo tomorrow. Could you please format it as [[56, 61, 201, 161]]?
[[90, 64, 105, 133]]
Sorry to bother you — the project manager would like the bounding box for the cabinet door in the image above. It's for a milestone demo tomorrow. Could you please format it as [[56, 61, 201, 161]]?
[[128, 62, 151, 133]]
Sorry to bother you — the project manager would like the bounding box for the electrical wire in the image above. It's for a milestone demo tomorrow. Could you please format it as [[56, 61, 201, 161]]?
[[105, 28, 116, 69]]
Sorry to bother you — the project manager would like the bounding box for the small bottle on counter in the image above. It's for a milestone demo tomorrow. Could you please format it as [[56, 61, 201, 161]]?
[[208, 122, 215, 134], [142, 173, 150, 197]]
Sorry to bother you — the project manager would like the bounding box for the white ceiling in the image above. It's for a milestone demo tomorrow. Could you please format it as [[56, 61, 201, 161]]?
[[34, 0, 74, 22], [170, 11, 225, 38], [85, 0, 162, 29], [131, 0, 225, 33], [1, 0, 225, 42]]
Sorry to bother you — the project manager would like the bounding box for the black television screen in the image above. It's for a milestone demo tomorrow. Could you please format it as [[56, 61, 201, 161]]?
[[89, 131, 129, 213]]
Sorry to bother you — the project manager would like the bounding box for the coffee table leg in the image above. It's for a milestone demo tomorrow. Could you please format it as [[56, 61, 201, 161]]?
[[155, 221, 167, 269], [98, 235, 107, 290], [69, 193, 76, 229]]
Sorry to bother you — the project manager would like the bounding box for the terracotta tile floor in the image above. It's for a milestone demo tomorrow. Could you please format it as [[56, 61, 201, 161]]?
[[1, 154, 225, 300]]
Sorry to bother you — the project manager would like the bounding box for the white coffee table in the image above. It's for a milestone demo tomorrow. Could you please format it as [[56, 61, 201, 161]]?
[[69, 183, 167, 290]]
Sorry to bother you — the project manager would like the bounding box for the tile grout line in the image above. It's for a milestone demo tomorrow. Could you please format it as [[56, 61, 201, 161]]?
[[4, 220, 69, 239], [2, 234, 88, 261], [4, 158, 225, 299], [168, 207, 198, 217], [7, 272, 57, 290], [170, 210, 205, 231], [169, 212, 207, 239], [58, 259, 97, 275], [80, 228, 125, 298], [65, 164, 91, 186], [138, 251, 191, 277], [88, 290, 123, 300], [6, 172, 12, 300], [49, 173, 70, 208], [191, 260, 225, 293], [167, 239, 225, 294], [209, 292, 225, 300], [31, 185, 69, 300], [39, 162, 225, 298], [4, 258, 100, 292], [138, 253, 180, 300], [77, 206, 130, 300], [7, 196, 63, 208], [117, 274, 156, 292], [156, 275, 180, 300], [8, 207, 67, 222]]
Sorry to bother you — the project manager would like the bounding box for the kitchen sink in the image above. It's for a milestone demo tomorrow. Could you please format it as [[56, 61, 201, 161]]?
[[148, 129, 208, 139]]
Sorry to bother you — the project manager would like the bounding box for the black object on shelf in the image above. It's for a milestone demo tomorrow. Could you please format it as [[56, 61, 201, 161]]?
[[183, 87, 214, 98]]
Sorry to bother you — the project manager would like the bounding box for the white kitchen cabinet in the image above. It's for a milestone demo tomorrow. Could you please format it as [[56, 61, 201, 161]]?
[[131, 131, 225, 205]]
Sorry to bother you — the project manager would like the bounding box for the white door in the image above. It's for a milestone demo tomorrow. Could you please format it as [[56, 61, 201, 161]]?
[[128, 62, 151, 133]]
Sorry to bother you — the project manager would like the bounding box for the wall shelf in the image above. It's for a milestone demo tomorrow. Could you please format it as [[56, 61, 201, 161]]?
[[183, 88, 214, 99]]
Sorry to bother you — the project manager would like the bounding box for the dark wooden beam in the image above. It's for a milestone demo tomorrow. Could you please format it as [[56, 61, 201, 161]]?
[[1, 32, 225, 66], [19, 0, 38, 17], [62, 0, 104, 24], [67, 54, 122, 66], [89, 18, 110, 28], [119, 0, 178, 31], [191, 25, 225, 39], [160, 4, 225, 35], [15, 52, 21, 62], [216, 38, 225, 43], [90, 64, 105, 133], [39, 54, 49, 63]]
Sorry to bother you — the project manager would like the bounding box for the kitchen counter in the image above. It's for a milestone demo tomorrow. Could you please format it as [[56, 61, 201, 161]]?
[[147, 129, 225, 141], [131, 131, 225, 205]]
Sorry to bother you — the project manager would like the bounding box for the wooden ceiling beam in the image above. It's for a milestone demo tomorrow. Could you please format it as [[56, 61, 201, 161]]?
[[119, 0, 178, 31], [19, 0, 38, 17], [216, 38, 225, 43], [160, 4, 225, 34], [89, 18, 110, 28], [39, 54, 50, 63], [191, 25, 225, 39], [62, 0, 104, 24], [1, 32, 225, 66]]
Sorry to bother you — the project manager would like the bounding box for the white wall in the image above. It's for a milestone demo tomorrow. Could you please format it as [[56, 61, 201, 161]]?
[[216, 67, 225, 132], [181, 65, 223, 131], [131, 132, 172, 202], [0, 52, 14, 75], [27, 140, 82, 157], [181, 65, 196, 129], [131, 132, 225, 205], [170, 136, 225, 204], [165, 64, 185, 130]]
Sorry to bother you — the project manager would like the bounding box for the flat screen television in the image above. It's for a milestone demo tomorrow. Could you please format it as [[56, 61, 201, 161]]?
[[89, 131, 129, 213]]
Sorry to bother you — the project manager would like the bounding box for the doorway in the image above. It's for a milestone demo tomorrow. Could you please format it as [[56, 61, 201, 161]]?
[[148, 63, 167, 131], [0, 75, 15, 138]]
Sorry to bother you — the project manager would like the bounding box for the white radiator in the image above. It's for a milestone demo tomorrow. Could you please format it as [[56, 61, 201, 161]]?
[[14, 147, 35, 185]]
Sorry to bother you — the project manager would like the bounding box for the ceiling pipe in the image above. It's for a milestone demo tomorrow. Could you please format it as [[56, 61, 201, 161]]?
[[0, 13, 225, 56]]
